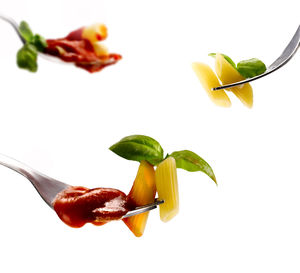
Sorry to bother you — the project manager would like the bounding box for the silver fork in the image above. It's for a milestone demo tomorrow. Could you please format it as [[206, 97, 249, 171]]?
[[0, 153, 163, 218], [0, 14, 25, 43], [0, 13, 70, 65], [212, 25, 300, 91]]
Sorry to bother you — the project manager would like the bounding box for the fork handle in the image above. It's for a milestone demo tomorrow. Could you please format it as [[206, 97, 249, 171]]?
[[0, 153, 69, 207], [0, 153, 36, 180], [0, 14, 25, 44]]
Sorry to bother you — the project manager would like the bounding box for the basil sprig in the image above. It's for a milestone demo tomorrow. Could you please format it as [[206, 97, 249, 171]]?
[[17, 43, 38, 72], [109, 135, 164, 166], [236, 58, 267, 78], [17, 21, 47, 72], [170, 150, 216, 184], [110, 135, 217, 184], [19, 21, 34, 42], [209, 53, 266, 79], [209, 53, 236, 68]]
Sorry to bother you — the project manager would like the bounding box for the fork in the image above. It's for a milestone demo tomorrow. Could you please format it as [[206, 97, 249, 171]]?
[[0, 13, 71, 64], [0, 153, 163, 218], [0, 14, 26, 43], [0, 13, 116, 66], [212, 25, 300, 91]]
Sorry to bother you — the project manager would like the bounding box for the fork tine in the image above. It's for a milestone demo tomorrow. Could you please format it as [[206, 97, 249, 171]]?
[[122, 199, 164, 218], [212, 25, 300, 91], [212, 73, 265, 90]]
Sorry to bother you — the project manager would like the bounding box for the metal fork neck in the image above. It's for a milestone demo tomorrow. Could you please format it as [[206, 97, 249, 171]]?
[[0, 14, 26, 44], [0, 153, 69, 207]]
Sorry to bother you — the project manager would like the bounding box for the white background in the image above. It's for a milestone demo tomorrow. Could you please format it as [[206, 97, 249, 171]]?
[[0, 0, 299, 272]]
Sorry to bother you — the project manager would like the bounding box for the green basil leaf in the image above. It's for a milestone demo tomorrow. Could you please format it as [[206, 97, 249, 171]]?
[[19, 21, 34, 42], [209, 53, 236, 68], [17, 44, 38, 72], [31, 34, 47, 52], [236, 58, 266, 78], [110, 135, 164, 165], [170, 150, 217, 184]]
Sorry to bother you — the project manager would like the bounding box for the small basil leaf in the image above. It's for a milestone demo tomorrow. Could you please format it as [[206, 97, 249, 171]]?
[[17, 44, 38, 72], [209, 53, 236, 68], [31, 34, 47, 52], [170, 150, 217, 184], [237, 58, 266, 78], [19, 21, 34, 42], [110, 135, 164, 165]]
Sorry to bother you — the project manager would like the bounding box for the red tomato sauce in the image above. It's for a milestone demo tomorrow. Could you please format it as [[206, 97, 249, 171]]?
[[53, 186, 130, 228], [44, 27, 121, 73]]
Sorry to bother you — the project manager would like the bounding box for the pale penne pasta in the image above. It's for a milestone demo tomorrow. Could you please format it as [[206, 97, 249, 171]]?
[[192, 62, 231, 107], [215, 53, 253, 108], [82, 23, 107, 43], [155, 157, 179, 222]]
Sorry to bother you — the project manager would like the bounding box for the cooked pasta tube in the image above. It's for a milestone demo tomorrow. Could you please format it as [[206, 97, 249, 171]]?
[[215, 53, 253, 108], [192, 62, 231, 107], [82, 23, 108, 43], [123, 160, 156, 237], [155, 156, 179, 222]]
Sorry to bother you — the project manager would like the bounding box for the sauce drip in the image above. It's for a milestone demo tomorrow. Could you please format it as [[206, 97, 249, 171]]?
[[53, 186, 130, 228]]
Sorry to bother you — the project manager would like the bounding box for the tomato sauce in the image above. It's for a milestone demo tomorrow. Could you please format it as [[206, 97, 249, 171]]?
[[53, 186, 130, 228], [44, 27, 121, 73]]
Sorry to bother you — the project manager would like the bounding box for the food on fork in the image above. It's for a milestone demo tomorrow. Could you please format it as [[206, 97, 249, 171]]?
[[155, 157, 179, 222], [192, 53, 266, 108], [110, 135, 217, 235], [52, 135, 217, 237], [16, 21, 121, 72], [53, 187, 130, 228], [214, 54, 254, 108], [192, 62, 231, 107], [123, 160, 156, 237]]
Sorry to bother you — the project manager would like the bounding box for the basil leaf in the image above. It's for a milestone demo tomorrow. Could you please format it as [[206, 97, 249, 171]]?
[[17, 21, 47, 72], [19, 21, 34, 42], [17, 44, 38, 72], [170, 150, 217, 184], [110, 135, 164, 165], [209, 53, 236, 68], [237, 58, 266, 78], [31, 34, 47, 52]]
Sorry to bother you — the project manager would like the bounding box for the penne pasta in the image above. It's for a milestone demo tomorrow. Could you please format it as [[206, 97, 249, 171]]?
[[123, 160, 156, 237], [215, 53, 253, 108], [155, 157, 179, 222], [82, 23, 108, 43], [192, 62, 231, 107]]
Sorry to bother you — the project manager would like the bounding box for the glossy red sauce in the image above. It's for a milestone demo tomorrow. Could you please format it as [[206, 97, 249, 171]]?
[[53, 186, 130, 228], [44, 27, 121, 73], [66, 27, 85, 41]]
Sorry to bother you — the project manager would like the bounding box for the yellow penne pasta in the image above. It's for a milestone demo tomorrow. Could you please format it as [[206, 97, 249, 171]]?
[[192, 62, 231, 107], [82, 23, 108, 43], [92, 42, 109, 57], [215, 53, 253, 108], [155, 157, 179, 222], [123, 160, 156, 237]]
